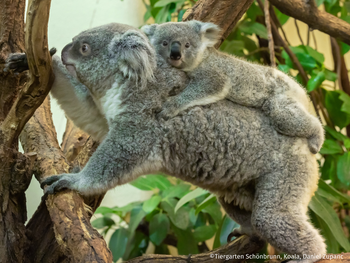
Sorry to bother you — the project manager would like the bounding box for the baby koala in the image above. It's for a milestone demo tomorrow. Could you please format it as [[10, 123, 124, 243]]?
[[141, 21, 324, 154]]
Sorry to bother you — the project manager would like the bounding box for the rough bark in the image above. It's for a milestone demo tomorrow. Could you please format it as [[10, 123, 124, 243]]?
[[182, 0, 254, 47], [0, 1, 31, 262], [269, 0, 350, 46], [61, 119, 90, 163], [21, 98, 111, 262]]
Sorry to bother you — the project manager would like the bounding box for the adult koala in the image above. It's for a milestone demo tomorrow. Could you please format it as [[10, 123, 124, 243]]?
[[6, 23, 325, 261]]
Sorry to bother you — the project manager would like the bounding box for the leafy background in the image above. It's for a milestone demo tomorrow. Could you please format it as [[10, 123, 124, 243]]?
[[93, 0, 350, 261]]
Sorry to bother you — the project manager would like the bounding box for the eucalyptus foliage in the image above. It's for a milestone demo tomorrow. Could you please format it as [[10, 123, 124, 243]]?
[[94, 0, 350, 259]]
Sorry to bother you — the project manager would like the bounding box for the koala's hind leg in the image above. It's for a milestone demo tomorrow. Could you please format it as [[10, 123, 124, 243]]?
[[218, 197, 256, 241], [263, 95, 324, 154], [252, 170, 326, 262]]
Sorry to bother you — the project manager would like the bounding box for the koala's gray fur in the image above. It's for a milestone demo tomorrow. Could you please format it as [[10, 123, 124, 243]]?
[[6, 23, 325, 261], [141, 21, 324, 154]]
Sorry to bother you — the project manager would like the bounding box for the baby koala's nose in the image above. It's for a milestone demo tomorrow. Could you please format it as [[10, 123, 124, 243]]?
[[170, 42, 181, 60]]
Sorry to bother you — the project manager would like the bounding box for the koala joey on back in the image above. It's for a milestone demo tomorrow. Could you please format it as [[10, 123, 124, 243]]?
[[6, 23, 326, 261], [141, 21, 324, 154]]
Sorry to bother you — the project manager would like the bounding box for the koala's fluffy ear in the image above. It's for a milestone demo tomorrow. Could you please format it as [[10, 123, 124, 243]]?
[[109, 30, 156, 88], [188, 20, 221, 47], [141, 24, 158, 38]]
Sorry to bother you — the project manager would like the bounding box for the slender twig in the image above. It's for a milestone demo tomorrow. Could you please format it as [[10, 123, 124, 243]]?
[[312, 31, 318, 51], [330, 37, 343, 91], [307, 26, 310, 46], [268, 4, 291, 46], [294, 19, 305, 46], [264, 0, 276, 67]]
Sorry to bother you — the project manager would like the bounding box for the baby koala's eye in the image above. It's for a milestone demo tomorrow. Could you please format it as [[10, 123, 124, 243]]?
[[162, 41, 168, 46], [185, 43, 190, 48], [81, 44, 90, 53]]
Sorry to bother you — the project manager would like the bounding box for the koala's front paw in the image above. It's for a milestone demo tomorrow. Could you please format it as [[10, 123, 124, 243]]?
[[158, 97, 181, 120], [5, 53, 28, 73], [41, 173, 79, 195], [5, 48, 57, 73]]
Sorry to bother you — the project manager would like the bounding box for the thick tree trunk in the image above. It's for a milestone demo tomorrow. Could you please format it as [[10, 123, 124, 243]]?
[[0, 1, 30, 262]]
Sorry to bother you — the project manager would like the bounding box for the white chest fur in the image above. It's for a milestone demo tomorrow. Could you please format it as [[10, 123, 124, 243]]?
[[99, 80, 124, 123]]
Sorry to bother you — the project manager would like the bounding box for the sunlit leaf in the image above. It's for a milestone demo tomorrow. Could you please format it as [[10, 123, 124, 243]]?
[[154, 0, 184, 7], [195, 194, 217, 215], [175, 188, 208, 213], [306, 71, 325, 92], [317, 179, 350, 204], [142, 195, 162, 214]]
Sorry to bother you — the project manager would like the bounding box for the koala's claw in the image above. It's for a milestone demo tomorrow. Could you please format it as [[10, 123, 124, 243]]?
[[227, 228, 242, 243], [41, 173, 76, 195], [5, 47, 57, 73]]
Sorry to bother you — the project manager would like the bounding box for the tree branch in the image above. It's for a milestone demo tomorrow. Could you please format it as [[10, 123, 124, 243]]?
[[22, 97, 111, 262], [126, 235, 265, 263], [1, 0, 54, 146], [269, 0, 350, 46], [264, 0, 275, 67], [182, 0, 254, 47]]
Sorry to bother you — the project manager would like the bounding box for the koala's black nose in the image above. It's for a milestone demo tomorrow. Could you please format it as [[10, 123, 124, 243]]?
[[170, 41, 181, 60]]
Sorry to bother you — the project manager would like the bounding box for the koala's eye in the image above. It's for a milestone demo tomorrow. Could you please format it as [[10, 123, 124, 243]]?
[[185, 43, 190, 48], [81, 44, 90, 53], [162, 41, 168, 46]]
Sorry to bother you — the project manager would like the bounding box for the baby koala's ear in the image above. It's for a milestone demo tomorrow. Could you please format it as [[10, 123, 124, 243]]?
[[188, 20, 221, 47], [141, 24, 159, 38], [109, 30, 156, 88]]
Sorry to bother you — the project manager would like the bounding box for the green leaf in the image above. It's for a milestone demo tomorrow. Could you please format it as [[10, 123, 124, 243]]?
[[109, 228, 129, 261], [309, 193, 350, 251], [154, 0, 184, 7], [172, 226, 199, 255], [130, 174, 172, 191], [193, 225, 217, 242], [149, 213, 170, 245], [246, 3, 263, 20], [321, 155, 337, 182], [155, 5, 170, 23], [306, 71, 325, 92], [337, 152, 350, 187], [278, 64, 291, 74], [317, 179, 350, 204], [309, 210, 339, 253], [305, 46, 325, 64], [162, 183, 191, 199], [175, 188, 208, 213], [94, 207, 114, 215], [339, 91, 350, 114], [324, 126, 350, 148], [202, 202, 222, 226], [340, 42, 350, 55], [295, 53, 317, 70], [195, 194, 217, 215], [213, 215, 238, 248], [319, 139, 343, 155], [316, 0, 325, 7], [239, 21, 268, 39], [274, 7, 289, 25], [142, 195, 162, 214], [324, 90, 350, 129], [161, 199, 190, 230], [128, 207, 147, 233], [324, 69, 338, 82], [91, 217, 115, 229], [113, 202, 141, 212]]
